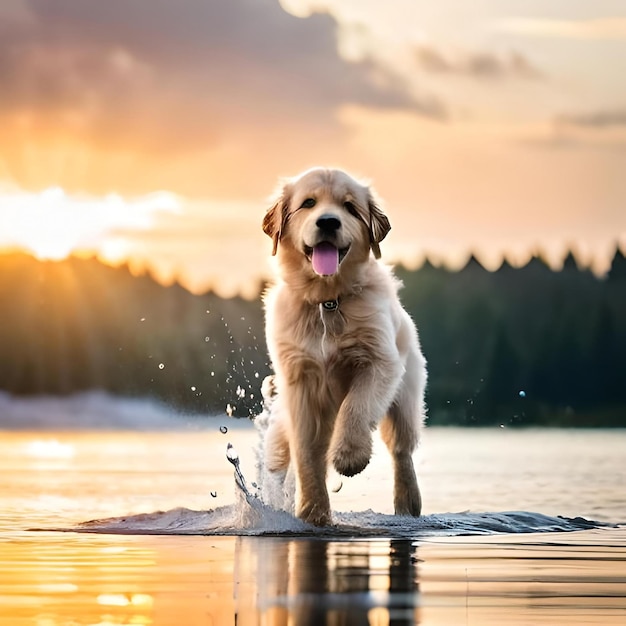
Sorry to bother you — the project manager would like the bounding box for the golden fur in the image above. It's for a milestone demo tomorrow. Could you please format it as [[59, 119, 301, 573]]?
[[262, 168, 427, 526]]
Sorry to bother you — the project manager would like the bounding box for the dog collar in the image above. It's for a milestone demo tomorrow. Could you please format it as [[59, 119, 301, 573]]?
[[321, 299, 339, 312]]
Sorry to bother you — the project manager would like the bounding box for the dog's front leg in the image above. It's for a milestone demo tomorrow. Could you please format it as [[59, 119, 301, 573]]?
[[287, 382, 334, 527], [329, 357, 402, 478]]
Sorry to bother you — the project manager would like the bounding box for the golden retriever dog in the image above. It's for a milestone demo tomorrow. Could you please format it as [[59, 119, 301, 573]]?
[[262, 167, 427, 526]]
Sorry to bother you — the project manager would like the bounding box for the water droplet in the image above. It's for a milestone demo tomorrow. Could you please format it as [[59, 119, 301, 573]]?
[[226, 443, 238, 462], [210, 371, 215, 377], [519, 390, 526, 398], [140, 317, 146, 322], [210, 491, 217, 498], [190, 386, 196, 392], [332, 481, 343, 493], [204, 336, 210, 342], [254, 372, 259, 378], [158, 363, 165, 370], [219, 425, 228, 434], [226, 403, 234, 417]]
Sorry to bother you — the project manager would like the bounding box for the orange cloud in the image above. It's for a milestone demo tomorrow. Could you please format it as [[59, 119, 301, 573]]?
[[0, 0, 440, 197], [415, 45, 544, 80]]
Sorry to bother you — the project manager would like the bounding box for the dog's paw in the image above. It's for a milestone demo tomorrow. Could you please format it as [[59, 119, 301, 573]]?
[[394, 484, 422, 517], [330, 435, 372, 477], [297, 502, 331, 527]]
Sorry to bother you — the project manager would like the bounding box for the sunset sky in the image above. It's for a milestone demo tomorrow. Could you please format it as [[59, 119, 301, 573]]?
[[0, 0, 625, 296]]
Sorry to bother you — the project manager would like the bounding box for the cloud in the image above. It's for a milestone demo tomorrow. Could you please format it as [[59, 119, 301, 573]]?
[[0, 0, 441, 160], [555, 109, 626, 129], [416, 46, 543, 80], [521, 109, 626, 152], [538, 108, 626, 151]]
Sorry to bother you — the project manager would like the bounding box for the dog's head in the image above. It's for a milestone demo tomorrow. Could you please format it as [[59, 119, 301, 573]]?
[[262, 168, 390, 277]]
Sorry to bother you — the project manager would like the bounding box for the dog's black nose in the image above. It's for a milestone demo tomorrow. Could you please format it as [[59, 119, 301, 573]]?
[[316, 214, 341, 232]]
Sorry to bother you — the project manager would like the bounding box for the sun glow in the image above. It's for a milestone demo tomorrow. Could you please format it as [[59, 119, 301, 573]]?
[[97, 593, 154, 608], [0, 185, 181, 261], [25, 439, 75, 459]]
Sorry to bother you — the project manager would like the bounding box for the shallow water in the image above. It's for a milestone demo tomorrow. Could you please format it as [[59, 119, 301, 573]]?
[[1, 421, 625, 625]]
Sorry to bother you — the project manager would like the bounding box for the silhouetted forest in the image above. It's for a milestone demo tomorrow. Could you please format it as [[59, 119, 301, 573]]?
[[1, 250, 625, 426]]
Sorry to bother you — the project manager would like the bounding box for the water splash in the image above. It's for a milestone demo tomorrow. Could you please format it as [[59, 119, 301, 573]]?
[[70, 434, 614, 538], [226, 443, 256, 502], [66, 380, 615, 538]]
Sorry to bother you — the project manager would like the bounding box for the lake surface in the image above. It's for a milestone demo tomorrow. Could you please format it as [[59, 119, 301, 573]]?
[[0, 403, 625, 625]]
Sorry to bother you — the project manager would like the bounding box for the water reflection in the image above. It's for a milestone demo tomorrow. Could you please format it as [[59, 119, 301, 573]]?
[[2, 530, 626, 625], [2, 429, 625, 625], [234, 538, 421, 625]]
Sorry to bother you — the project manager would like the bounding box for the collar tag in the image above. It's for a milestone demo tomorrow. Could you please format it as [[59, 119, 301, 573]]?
[[321, 299, 339, 312]]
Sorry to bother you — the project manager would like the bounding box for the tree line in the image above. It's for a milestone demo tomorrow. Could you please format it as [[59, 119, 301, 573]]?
[[0, 249, 624, 426]]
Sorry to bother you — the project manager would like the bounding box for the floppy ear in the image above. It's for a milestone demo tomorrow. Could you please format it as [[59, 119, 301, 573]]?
[[367, 194, 391, 259], [262, 188, 290, 256], [262, 200, 282, 256]]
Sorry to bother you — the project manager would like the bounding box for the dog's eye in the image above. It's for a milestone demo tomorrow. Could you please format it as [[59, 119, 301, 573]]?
[[344, 200, 359, 217], [300, 198, 316, 209]]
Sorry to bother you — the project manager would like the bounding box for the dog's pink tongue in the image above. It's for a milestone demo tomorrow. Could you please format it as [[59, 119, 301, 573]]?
[[312, 243, 339, 276]]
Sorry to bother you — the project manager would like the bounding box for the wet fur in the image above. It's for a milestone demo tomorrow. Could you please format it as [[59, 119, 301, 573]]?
[[262, 168, 427, 526]]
